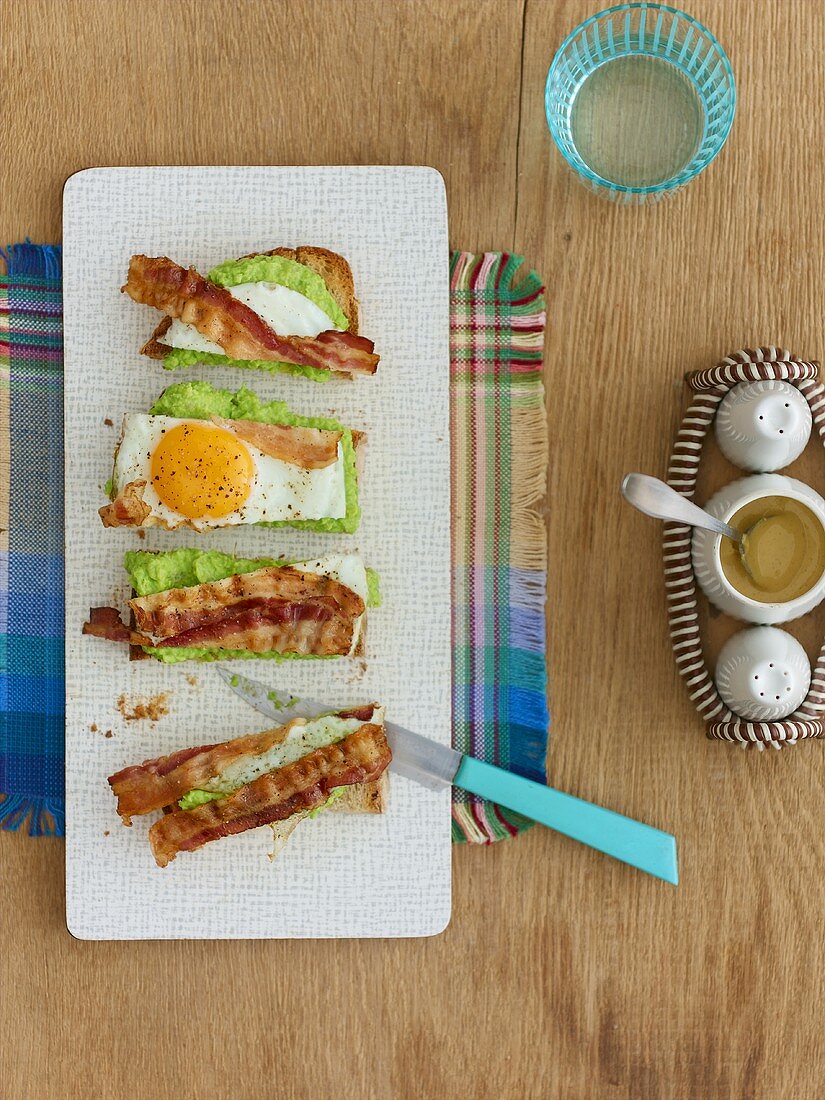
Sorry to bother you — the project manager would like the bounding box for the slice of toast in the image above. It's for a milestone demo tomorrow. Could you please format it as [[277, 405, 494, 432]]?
[[127, 549, 370, 662], [141, 246, 358, 359]]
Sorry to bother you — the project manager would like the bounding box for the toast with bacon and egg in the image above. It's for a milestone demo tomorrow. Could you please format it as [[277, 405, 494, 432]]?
[[99, 381, 365, 534], [124, 247, 379, 381], [107, 705, 391, 866], [83, 548, 379, 663]]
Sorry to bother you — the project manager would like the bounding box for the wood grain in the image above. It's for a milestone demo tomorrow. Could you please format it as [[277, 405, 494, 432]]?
[[2, 0, 824, 1096]]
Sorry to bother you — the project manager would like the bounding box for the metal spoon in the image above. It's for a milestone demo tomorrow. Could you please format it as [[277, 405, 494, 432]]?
[[621, 473, 743, 543]]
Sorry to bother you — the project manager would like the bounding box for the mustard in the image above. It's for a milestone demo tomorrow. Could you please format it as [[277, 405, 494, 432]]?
[[720, 495, 825, 604]]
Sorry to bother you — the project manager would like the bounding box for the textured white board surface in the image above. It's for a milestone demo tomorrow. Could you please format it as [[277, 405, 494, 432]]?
[[63, 166, 451, 939]]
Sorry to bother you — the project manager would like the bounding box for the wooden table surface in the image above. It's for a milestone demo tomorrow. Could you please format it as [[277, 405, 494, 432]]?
[[3, 1, 824, 1096]]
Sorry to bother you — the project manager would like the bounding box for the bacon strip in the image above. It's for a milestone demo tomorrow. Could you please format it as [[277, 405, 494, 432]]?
[[83, 566, 365, 657], [147, 595, 330, 641], [147, 724, 391, 866], [82, 606, 153, 646], [210, 416, 342, 469], [108, 706, 378, 823], [123, 256, 379, 376], [154, 597, 335, 650], [99, 480, 152, 528], [130, 566, 363, 638]]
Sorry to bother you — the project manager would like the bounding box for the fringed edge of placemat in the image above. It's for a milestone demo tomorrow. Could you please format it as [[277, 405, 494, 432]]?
[[0, 240, 63, 279], [450, 252, 549, 843], [0, 794, 65, 836], [0, 241, 65, 837]]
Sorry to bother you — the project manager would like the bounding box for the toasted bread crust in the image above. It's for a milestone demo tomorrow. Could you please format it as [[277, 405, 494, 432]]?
[[329, 770, 389, 814], [142, 246, 358, 359]]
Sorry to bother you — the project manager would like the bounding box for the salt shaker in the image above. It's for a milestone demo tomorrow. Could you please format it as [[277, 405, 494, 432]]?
[[715, 626, 811, 721], [714, 380, 811, 471]]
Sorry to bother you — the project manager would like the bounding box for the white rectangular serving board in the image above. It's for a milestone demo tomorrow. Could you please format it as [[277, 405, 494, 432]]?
[[63, 166, 451, 939]]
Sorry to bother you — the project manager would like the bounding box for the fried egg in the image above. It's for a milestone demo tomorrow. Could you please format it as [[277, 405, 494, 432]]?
[[112, 415, 347, 531]]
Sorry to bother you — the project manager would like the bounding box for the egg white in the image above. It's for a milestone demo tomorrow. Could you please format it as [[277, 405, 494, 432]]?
[[292, 552, 370, 654], [112, 415, 348, 531]]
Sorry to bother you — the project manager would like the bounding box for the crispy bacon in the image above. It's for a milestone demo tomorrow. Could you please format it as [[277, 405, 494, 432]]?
[[131, 566, 362, 636], [99, 480, 152, 528], [155, 598, 335, 650], [147, 723, 391, 866], [82, 606, 153, 646], [108, 706, 380, 822], [123, 256, 379, 376], [209, 416, 342, 469], [83, 566, 364, 657], [146, 595, 329, 640]]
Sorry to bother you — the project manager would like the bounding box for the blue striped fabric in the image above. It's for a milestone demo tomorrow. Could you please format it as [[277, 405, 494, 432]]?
[[0, 243, 65, 835]]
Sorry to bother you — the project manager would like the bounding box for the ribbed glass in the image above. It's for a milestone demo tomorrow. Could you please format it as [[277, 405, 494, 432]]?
[[545, 3, 736, 203]]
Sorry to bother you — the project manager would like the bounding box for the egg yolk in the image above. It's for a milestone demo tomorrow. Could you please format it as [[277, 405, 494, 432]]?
[[150, 423, 254, 519]]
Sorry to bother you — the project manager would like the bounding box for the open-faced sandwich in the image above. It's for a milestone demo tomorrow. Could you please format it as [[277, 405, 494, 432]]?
[[83, 549, 379, 663], [123, 247, 379, 381], [108, 705, 391, 866], [99, 381, 364, 533]]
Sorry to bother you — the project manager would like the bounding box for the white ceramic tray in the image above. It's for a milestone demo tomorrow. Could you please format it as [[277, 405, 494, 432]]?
[[63, 166, 451, 938]]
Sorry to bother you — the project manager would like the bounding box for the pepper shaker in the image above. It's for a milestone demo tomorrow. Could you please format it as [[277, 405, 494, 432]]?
[[715, 380, 811, 471]]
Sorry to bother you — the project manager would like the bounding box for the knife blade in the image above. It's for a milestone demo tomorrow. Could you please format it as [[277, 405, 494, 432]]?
[[216, 668, 679, 884]]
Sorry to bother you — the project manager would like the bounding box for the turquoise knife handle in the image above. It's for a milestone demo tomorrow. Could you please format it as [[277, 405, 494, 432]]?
[[453, 756, 678, 885]]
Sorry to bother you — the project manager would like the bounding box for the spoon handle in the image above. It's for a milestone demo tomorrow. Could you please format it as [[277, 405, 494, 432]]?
[[621, 474, 740, 541]]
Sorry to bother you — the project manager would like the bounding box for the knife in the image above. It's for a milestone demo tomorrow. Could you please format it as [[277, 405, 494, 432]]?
[[216, 669, 678, 885]]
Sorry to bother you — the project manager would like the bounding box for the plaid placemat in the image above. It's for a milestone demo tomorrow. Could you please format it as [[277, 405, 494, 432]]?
[[450, 252, 549, 841], [0, 244, 548, 842], [0, 243, 64, 835]]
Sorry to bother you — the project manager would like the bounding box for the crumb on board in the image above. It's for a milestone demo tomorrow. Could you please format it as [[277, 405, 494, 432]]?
[[104, 730, 113, 738], [104, 417, 113, 427], [186, 674, 199, 687], [345, 659, 368, 684], [103, 831, 110, 837], [116, 692, 169, 723], [137, 529, 146, 540], [90, 723, 98, 733]]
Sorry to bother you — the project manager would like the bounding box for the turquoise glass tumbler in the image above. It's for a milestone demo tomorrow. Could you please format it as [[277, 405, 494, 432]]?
[[545, 3, 735, 203]]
